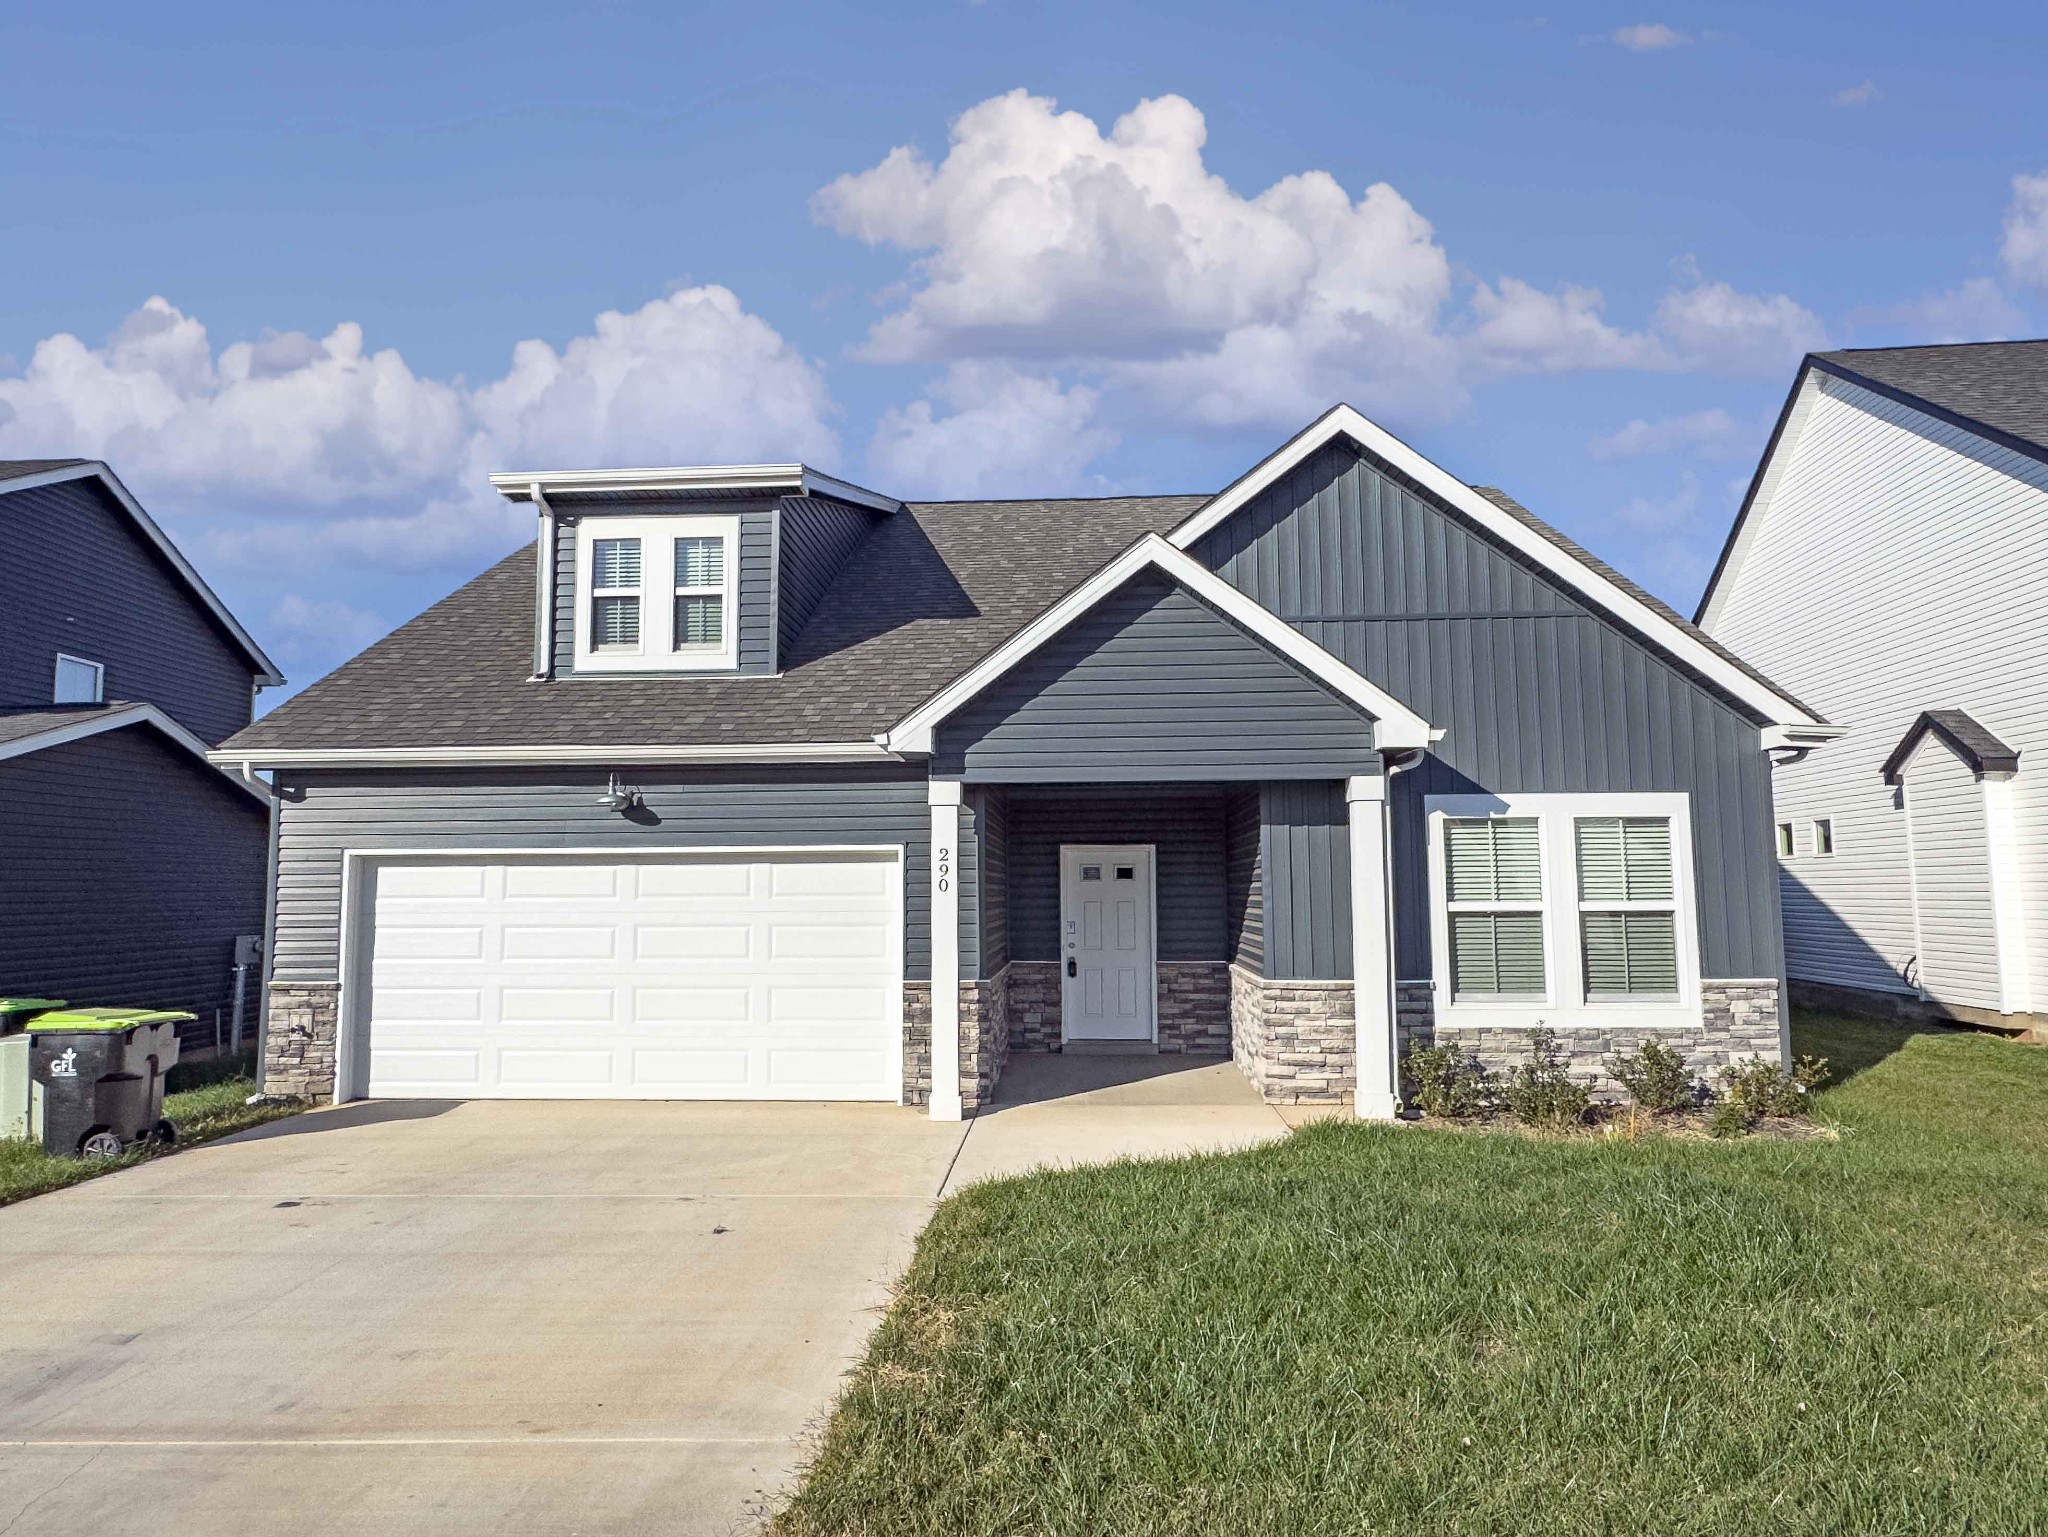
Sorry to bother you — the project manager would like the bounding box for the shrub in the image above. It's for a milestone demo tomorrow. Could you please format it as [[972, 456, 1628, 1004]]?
[[1717, 1054, 1830, 1119], [1603, 1040, 1699, 1115], [1402, 1045, 1495, 1119], [1706, 1097, 1750, 1139], [1503, 1028, 1591, 1127]]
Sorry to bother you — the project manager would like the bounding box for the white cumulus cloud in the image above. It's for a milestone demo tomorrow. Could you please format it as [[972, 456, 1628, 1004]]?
[[1612, 23, 1692, 49], [1831, 80, 1880, 108], [1854, 278, 2026, 344], [868, 363, 1117, 499], [0, 288, 840, 573], [816, 90, 1828, 433], [1589, 408, 1744, 460], [2001, 172, 2048, 291]]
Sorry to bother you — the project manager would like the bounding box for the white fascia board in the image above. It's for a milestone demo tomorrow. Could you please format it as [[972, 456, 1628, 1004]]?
[[2, 703, 272, 805], [1165, 404, 1828, 730], [204, 740, 902, 770], [488, 464, 902, 515], [1761, 723, 1848, 750], [882, 534, 1438, 755], [0, 462, 286, 686]]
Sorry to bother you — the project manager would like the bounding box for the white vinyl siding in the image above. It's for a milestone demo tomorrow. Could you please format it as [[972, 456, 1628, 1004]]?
[[1900, 742, 2003, 1009], [1706, 370, 2048, 1009]]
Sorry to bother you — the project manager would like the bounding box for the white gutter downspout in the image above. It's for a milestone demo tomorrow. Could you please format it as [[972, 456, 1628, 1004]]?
[[1349, 747, 1424, 1121], [529, 485, 557, 681]]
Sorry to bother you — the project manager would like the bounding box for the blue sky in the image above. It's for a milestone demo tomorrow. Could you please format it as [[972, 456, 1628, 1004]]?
[[3, 1, 2043, 700]]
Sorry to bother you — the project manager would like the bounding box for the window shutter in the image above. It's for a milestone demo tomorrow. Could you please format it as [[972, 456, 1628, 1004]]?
[[1581, 912, 1679, 995], [1446, 818, 1542, 902], [592, 538, 641, 588], [1576, 817, 1672, 901], [1451, 912, 1547, 997], [674, 594, 723, 646], [593, 597, 640, 647], [674, 536, 724, 586]]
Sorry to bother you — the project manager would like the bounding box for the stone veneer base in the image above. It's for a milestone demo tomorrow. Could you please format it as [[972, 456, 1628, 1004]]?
[[901, 972, 1010, 1110], [1000, 960, 1230, 1055], [261, 982, 339, 1100], [1229, 966, 1356, 1105], [1394, 979, 1787, 1097]]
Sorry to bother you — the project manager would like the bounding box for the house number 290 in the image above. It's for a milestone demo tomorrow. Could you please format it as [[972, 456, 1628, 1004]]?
[[935, 847, 951, 893]]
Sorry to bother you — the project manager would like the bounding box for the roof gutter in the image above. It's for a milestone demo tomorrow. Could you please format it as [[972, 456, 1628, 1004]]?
[[206, 741, 905, 770]]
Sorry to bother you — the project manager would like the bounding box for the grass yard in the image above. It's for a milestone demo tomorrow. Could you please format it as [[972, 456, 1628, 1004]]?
[[0, 1052, 300, 1207], [778, 1015, 2048, 1536]]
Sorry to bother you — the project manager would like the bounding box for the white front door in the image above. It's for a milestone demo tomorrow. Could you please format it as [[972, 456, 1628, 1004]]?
[[1059, 845, 1156, 1042]]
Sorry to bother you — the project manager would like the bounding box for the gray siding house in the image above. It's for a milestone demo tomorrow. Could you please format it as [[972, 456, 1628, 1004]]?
[[0, 460, 283, 1042], [216, 407, 1826, 1117]]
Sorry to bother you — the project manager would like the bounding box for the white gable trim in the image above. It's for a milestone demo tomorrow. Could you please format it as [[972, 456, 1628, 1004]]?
[[1166, 404, 1826, 730], [0, 462, 285, 686], [881, 533, 1438, 756], [0, 703, 272, 806]]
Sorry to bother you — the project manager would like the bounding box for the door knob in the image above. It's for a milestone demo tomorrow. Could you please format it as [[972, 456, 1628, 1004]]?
[[1066, 957, 1077, 978]]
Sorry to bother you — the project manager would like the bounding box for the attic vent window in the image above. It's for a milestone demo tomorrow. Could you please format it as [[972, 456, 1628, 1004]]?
[[53, 653, 105, 705], [571, 515, 739, 674]]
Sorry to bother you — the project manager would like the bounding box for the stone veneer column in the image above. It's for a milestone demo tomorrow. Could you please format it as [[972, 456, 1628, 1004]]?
[[1346, 774, 1399, 1120], [928, 782, 964, 1120]]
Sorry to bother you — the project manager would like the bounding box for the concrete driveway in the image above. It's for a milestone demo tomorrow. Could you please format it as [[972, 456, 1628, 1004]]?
[[0, 1058, 1289, 1535]]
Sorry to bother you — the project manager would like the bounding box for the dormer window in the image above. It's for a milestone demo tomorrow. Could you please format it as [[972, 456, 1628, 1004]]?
[[54, 653, 105, 705], [572, 515, 738, 673]]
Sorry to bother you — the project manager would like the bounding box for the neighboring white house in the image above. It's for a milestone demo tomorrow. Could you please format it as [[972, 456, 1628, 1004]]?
[[1700, 340, 2048, 1038]]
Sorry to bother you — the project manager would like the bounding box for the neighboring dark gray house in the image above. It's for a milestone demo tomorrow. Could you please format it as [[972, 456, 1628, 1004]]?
[[216, 406, 1829, 1117], [0, 460, 282, 1044]]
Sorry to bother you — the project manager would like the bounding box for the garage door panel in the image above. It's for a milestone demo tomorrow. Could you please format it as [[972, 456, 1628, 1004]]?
[[363, 853, 899, 1100], [501, 925, 618, 961]]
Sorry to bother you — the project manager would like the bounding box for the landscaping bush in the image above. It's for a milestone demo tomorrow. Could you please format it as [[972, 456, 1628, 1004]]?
[[1718, 1054, 1830, 1119], [1603, 1039, 1700, 1114], [1706, 1097, 1751, 1139], [1401, 1044, 1495, 1119], [1503, 1027, 1591, 1127]]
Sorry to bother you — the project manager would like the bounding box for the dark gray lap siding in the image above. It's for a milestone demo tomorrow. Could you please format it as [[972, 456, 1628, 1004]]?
[[270, 763, 933, 984], [0, 726, 266, 1031], [1196, 441, 1784, 982]]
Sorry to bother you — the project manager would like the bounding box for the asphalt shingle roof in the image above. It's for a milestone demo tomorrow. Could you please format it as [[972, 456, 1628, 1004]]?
[[1881, 708, 2022, 784], [0, 703, 138, 750], [224, 495, 1209, 752], [0, 459, 90, 481], [1813, 340, 2048, 460]]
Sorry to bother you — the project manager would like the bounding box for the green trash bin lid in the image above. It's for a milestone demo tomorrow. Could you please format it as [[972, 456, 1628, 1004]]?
[[0, 998, 67, 1030], [28, 1007, 197, 1032]]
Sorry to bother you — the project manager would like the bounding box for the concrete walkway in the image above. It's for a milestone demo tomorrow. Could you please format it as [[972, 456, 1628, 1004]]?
[[0, 1057, 1290, 1536]]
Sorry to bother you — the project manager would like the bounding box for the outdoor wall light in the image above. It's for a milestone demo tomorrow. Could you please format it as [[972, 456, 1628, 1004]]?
[[598, 772, 643, 813]]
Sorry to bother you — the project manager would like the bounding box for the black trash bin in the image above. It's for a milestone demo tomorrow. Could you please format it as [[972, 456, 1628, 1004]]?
[[27, 1009, 189, 1158]]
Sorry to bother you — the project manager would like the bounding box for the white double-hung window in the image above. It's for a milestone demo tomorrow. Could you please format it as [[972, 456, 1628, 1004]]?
[[572, 515, 739, 672], [1427, 793, 1700, 1029]]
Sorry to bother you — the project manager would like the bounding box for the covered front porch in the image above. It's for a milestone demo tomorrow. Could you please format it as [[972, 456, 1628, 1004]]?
[[919, 776, 1408, 1121]]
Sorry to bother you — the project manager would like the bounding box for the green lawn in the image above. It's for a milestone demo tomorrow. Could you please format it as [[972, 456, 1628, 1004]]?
[[778, 1014, 2048, 1536], [0, 1052, 300, 1207]]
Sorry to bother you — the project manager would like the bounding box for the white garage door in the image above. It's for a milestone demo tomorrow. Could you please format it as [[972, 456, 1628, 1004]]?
[[354, 851, 902, 1100]]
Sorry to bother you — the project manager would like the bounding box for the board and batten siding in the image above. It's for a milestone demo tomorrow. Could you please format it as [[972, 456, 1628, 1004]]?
[[0, 476, 257, 744], [1707, 370, 2048, 1005], [1260, 780, 1353, 979], [933, 571, 1377, 783], [0, 725, 266, 1034], [1194, 440, 1783, 983], [1899, 739, 2002, 1009], [550, 499, 777, 676], [269, 764, 933, 985], [998, 785, 1227, 964]]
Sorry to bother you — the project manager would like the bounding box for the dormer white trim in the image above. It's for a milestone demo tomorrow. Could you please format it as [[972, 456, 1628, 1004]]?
[[490, 463, 902, 515], [1166, 404, 1828, 733], [882, 533, 1439, 756]]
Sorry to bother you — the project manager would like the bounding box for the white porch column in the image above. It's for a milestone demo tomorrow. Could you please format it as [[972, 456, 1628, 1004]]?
[[928, 781, 964, 1121], [1346, 773, 1400, 1120]]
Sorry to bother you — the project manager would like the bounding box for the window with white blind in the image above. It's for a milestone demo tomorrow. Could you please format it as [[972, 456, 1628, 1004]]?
[[1427, 793, 1700, 1029], [1575, 817, 1678, 999], [53, 653, 104, 705], [572, 515, 739, 672], [1443, 817, 1547, 999]]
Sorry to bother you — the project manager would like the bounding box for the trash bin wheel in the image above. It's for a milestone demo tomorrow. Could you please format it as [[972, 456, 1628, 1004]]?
[[153, 1119, 177, 1146], [79, 1128, 125, 1159]]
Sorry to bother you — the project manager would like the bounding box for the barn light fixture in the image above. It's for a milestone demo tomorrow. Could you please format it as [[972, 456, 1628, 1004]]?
[[598, 772, 642, 813]]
